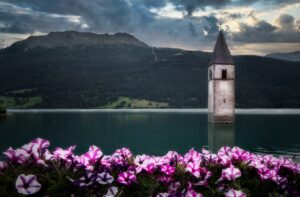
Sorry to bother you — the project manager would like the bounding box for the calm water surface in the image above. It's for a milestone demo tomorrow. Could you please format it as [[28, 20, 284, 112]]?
[[0, 110, 300, 159]]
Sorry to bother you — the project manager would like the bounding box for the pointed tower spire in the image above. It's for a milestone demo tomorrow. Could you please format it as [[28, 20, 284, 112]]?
[[209, 31, 234, 66]]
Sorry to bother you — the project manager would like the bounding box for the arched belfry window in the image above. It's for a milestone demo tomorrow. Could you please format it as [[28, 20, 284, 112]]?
[[222, 69, 227, 79], [209, 70, 212, 80]]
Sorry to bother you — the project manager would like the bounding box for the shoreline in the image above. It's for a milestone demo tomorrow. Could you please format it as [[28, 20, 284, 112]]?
[[7, 108, 300, 114]]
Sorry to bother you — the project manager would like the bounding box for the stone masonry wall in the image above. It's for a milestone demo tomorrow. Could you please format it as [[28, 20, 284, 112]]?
[[208, 64, 235, 123]]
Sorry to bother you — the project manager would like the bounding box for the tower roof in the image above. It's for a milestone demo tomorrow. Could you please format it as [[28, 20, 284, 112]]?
[[209, 31, 234, 66]]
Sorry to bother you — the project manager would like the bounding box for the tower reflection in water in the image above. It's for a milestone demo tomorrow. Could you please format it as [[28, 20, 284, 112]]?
[[208, 123, 235, 153]]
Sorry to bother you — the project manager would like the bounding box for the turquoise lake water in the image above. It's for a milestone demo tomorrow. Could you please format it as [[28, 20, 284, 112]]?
[[0, 110, 300, 159]]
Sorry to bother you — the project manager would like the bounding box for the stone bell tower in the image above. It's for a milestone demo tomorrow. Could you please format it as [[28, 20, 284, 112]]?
[[208, 31, 235, 123]]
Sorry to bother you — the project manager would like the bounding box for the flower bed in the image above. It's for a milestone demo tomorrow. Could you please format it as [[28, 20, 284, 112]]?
[[0, 138, 299, 196]]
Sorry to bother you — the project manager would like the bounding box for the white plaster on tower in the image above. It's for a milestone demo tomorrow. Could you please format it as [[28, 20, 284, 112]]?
[[208, 31, 235, 123]]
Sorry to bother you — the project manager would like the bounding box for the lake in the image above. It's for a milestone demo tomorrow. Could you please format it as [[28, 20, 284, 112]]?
[[0, 109, 300, 160]]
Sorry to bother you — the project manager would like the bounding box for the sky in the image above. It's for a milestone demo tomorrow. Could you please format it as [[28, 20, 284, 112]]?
[[0, 0, 300, 55]]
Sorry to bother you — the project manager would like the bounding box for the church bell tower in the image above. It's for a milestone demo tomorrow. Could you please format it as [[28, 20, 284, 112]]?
[[208, 31, 235, 123]]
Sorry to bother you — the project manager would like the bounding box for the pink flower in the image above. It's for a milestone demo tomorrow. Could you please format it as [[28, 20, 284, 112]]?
[[218, 154, 232, 166], [141, 161, 156, 174], [183, 148, 202, 164], [186, 162, 201, 178], [96, 172, 114, 185], [101, 155, 112, 168], [164, 151, 183, 163], [43, 149, 53, 161], [194, 169, 213, 187], [257, 167, 276, 180], [168, 182, 180, 193], [218, 146, 232, 156], [203, 153, 218, 164], [15, 174, 41, 195], [271, 175, 288, 185], [0, 161, 7, 170], [221, 165, 241, 181], [79, 145, 103, 170], [230, 147, 250, 161], [161, 164, 176, 176], [3, 147, 29, 164], [117, 171, 136, 185], [104, 186, 118, 197], [263, 155, 278, 169], [158, 175, 173, 184], [156, 193, 170, 197], [31, 138, 50, 149], [202, 148, 210, 155], [53, 145, 76, 160], [114, 148, 132, 159], [185, 189, 203, 197], [225, 189, 246, 197], [134, 154, 150, 165]]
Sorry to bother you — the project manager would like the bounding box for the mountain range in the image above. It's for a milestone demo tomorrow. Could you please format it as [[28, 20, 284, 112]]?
[[266, 51, 300, 61], [0, 31, 299, 109]]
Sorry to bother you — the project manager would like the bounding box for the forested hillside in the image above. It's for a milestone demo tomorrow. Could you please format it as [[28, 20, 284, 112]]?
[[0, 31, 299, 108]]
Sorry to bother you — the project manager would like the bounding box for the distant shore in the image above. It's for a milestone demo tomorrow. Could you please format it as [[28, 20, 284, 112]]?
[[7, 108, 300, 114]]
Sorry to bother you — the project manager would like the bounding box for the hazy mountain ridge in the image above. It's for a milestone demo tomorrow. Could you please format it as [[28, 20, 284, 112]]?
[[266, 51, 300, 61], [10, 31, 149, 50], [0, 31, 300, 109]]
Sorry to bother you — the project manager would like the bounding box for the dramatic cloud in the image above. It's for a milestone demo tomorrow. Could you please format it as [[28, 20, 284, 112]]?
[[0, 0, 299, 54], [233, 14, 300, 43]]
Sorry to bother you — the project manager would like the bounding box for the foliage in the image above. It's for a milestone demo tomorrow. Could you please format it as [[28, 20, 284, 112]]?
[[0, 138, 299, 196], [102, 96, 168, 108]]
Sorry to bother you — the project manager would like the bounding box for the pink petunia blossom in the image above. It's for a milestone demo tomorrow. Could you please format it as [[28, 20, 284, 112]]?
[[185, 189, 203, 197], [230, 147, 250, 161], [0, 161, 7, 170], [221, 165, 241, 181], [53, 145, 76, 160], [114, 148, 132, 159], [225, 189, 246, 197], [78, 145, 103, 170], [158, 175, 173, 184], [3, 147, 29, 164], [257, 167, 276, 180], [218, 146, 232, 156], [186, 161, 201, 178], [183, 148, 202, 164], [156, 193, 170, 197], [203, 153, 218, 164], [161, 164, 176, 176], [164, 151, 183, 164], [43, 149, 53, 161], [168, 182, 181, 193], [96, 172, 114, 185], [31, 138, 50, 149], [141, 161, 156, 174], [218, 154, 232, 166], [117, 171, 136, 185], [104, 186, 118, 197], [134, 154, 150, 165], [15, 174, 41, 195], [194, 169, 213, 187]]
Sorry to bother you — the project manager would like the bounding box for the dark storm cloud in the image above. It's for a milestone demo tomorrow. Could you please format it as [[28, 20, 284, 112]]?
[[0, 0, 156, 34], [0, 2, 84, 34], [188, 22, 197, 37], [171, 0, 230, 16], [170, 0, 300, 16], [233, 15, 300, 43], [202, 15, 220, 39], [277, 14, 295, 31], [234, 20, 277, 43]]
